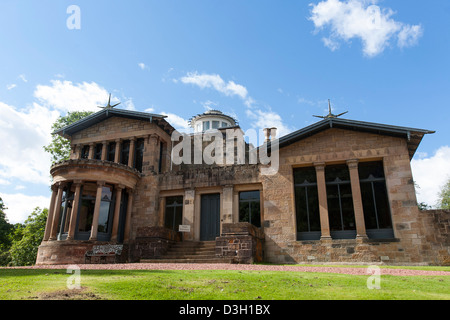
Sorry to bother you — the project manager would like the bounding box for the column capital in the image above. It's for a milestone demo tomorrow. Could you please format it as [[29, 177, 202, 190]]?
[[346, 159, 359, 169], [97, 181, 106, 187], [314, 162, 326, 170], [73, 179, 83, 186], [116, 184, 125, 190]]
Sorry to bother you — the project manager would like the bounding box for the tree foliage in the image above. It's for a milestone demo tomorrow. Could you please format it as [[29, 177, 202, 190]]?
[[8, 207, 48, 266], [43, 111, 93, 163], [437, 178, 450, 210]]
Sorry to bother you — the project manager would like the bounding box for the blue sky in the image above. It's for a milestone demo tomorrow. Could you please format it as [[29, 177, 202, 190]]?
[[1, 0, 449, 223]]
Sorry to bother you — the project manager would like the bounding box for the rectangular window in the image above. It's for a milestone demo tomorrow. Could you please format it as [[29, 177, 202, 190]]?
[[212, 121, 220, 129], [203, 121, 210, 131], [76, 183, 97, 239], [134, 138, 145, 172], [164, 196, 183, 231], [239, 191, 261, 227], [107, 142, 116, 162], [97, 184, 114, 236], [120, 140, 130, 165], [358, 161, 394, 239], [81, 145, 90, 159], [94, 144, 103, 160], [294, 167, 321, 240], [325, 164, 356, 239], [222, 122, 228, 128]]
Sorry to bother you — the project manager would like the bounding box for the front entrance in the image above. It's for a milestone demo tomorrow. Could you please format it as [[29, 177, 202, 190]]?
[[200, 193, 220, 241]]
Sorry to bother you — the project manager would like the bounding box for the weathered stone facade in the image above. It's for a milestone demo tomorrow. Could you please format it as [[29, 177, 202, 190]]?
[[36, 108, 449, 266]]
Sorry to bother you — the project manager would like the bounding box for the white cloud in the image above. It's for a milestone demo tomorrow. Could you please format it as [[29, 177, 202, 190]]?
[[34, 80, 111, 112], [18, 74, 28, 83], [138, 62, 147, 70], [6, 84, 16, 90], [245, 108, 295, 139], [309, 0, 423, 57], [179, 72, 253, 107], [411, 145, 450, 207], [0, 102, 59, 185], [160, 112, 191, 133], [1, 193, 50, 224]]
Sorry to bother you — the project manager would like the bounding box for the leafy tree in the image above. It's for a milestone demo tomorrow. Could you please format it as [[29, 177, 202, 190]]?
[[9, 207, 48, 266], [0, 197, 14, 265], [43, 111, 93, 163], [437, 178, 450, 210], [0, 197, 13, 246]]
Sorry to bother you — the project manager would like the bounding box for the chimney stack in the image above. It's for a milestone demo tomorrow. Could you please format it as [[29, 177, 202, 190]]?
[[263, 127, 278, 142]]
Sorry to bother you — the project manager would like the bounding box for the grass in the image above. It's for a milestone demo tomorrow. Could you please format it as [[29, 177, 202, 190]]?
[[1, 267, 449, 300]]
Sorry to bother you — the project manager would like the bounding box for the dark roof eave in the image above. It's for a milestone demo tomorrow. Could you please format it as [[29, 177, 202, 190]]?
[[53, 108, 171, 138], [263, 118, 435, 160]]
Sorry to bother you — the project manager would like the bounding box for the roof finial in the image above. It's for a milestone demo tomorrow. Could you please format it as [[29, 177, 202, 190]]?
[[313, 99, 348, 119], [98, 93, 121, 109]]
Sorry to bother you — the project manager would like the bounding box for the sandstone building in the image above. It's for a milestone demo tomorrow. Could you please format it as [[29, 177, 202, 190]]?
[[36, 104, 449, 265]]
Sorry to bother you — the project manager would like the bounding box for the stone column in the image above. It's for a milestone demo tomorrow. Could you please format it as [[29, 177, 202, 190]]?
[[347, 159, 368, 239], [232, 191, 239, 223], [88, 143, 95, 159], [183, 189, 195, 241], [123, 188, 134, 243], [89, 181, 105, 241], [76, 145, 82, 160], [114, 139, 121, 163], [49, 183, 65, 240], [222, 185, 234, 224], [43, 184, 58, 241], [66, 181, 82, 240], [110, 185, 124, 242], [101, 141, 108, 161], [148, 134, 159, 171], [128, 138, 136, 168], [314, 162, 331, 240]]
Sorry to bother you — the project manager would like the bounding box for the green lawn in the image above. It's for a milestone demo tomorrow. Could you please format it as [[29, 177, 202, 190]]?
[[0, 268, 449, 300]]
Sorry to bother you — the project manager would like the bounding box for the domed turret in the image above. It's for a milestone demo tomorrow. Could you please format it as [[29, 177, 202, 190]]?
[[189, 109, 237, 133]]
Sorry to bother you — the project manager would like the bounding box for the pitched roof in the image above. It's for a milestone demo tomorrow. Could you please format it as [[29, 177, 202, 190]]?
[[277, 118, 435, 159], [54, 108, 176, 139]]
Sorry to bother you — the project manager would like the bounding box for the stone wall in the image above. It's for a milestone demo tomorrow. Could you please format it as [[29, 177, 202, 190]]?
[[129, 226, 181, 262], [261, 128, 449, 265], [215, 223, 265, 264]]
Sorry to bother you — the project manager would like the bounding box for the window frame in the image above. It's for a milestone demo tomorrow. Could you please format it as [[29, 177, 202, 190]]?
[[238, 190, 261, 228]]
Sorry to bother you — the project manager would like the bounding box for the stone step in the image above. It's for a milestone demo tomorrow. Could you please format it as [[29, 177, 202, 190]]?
[[139, 240, 233, 264]]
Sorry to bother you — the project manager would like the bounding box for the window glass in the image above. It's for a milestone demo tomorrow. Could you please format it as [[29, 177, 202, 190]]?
[[239, 191, 261, 227], [77, 183, 96, 234], [358, 161, 393, 238], [222, 122, 228, 128], [121, 140, 130, 165], [81, 145, 90, 159], [107, 142, 116, 162], [203, 121, 210, 131], [325, 164, 355, 238], [134, 138, 145, 172], [97, 185, 114, 233], [165, 196, 183, 231], [212, 121, 220, 129], [294, 167, 320, 240], [94, 144, 103, 160]]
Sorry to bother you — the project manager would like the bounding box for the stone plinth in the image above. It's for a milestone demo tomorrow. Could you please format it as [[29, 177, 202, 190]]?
[[215, 223, 265, 264]]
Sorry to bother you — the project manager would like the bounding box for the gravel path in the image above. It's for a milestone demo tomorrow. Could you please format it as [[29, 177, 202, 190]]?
[[5, 263, 450, 276]]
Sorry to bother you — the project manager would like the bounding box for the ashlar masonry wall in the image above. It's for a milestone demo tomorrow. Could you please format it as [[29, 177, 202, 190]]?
[[261, 128, 449, 265]]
